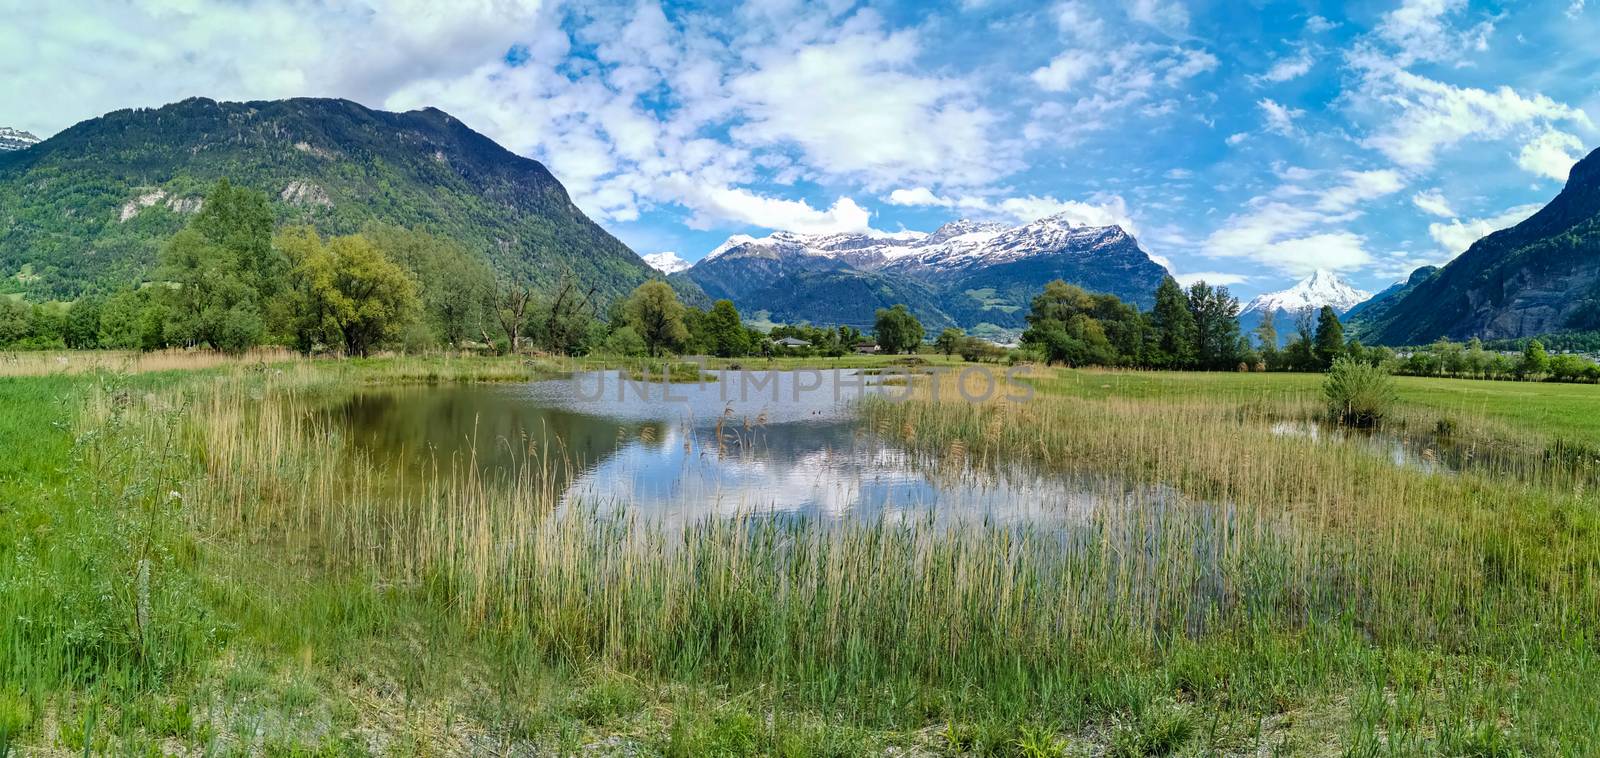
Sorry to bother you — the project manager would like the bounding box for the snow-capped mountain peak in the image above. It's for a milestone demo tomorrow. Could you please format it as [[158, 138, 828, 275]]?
[[0, 127, 41, 152], [703, 234, 760, 261], [1242, 269, 1371, 316], [642, 251, 691, 275]]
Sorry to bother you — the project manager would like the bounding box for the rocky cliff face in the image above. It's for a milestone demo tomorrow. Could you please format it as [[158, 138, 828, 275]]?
[[1359, 147, 1600, 345]]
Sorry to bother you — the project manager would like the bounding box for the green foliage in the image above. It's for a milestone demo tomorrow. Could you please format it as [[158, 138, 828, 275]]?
[[64, 297, 102, 349], [873, 303, 924, 354], [1185, 281, 1244, 371], [1314, 306, 1346, 368], [703, 300, 749, 358], [1519, 339, 1550, 378], [158, 181, 280, 353], [935, 327, 965, 356], [602, 325, 648, 357], [1148, 276, 1196, 369], [1324, 356, 1398, 427], [280, 227, 420, 356], [623, 281, 689, 357], [364, 223, 493, 348], [1021, 280, 1144, 366]]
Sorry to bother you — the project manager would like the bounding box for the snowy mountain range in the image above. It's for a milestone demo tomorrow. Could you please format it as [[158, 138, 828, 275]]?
[[677, 213, 1172, 332], [0, 127, 41, 152], [1241, 269, 1372, 317], [697, 215, 1143, 278], [642, 251, 691, 274]]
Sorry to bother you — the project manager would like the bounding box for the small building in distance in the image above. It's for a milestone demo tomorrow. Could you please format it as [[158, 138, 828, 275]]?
[[854, 341, 880, 354], [772, 336, 811, 348]]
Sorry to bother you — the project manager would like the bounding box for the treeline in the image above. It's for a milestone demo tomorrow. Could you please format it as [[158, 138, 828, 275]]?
[[0, 181, 654, 357], [1391, 338, 1600, 383]]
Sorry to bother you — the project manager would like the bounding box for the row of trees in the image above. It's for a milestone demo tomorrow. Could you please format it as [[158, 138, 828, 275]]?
[[1011, 278, 1255, 370], [1392, 338, 1599, 383]]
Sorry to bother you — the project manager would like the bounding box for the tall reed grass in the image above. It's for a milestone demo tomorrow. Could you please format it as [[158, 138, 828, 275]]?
[[11, 363, 1599, 752]]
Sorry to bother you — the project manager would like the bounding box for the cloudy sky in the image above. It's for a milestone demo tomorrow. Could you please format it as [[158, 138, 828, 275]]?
[[3, 0, 1597, 297]]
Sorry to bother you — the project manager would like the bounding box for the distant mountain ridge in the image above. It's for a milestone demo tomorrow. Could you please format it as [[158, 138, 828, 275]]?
[[680, 215, 1171, 332], [0, 98, 671, 301], [1354, 146, 1600, 345]]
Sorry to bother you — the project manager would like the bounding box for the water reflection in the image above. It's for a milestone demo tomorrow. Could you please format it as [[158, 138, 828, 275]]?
[[321, 371, 1141, 525]]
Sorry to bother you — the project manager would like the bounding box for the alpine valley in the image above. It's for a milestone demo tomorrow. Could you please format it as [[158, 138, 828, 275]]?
[[672, 216, 1171, 335]]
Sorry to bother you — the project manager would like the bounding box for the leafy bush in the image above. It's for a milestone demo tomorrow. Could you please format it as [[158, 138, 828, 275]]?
[[1324, 356, 1398, 427]]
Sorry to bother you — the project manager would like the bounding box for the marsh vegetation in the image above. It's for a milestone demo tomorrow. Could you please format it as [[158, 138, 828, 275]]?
[[2, 354, 1598, 755]]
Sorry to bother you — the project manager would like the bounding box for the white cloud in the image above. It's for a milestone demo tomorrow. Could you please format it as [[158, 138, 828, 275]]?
[[884, 187, 1140, 233], [1174, 271, 1250, 287], [1411, 189, 1456, 217], [1049, 1, 1105, 40], [1226, 132, 1249, 146], [1517, 129, 1586, 182], [1164, 168, 1193, 180], [675, 182, 875, 234], [1305, 15, 1339, 33], [1314, 169, 1405, 212], [1569, 0, 1587, 19], [1355, 67, 1590, 171], [1203, 171, 1407, 275], [1256, 49, 1315, 84], [1427, 203, 1542, 255], [1376, 0, 1495, 66], [1258, 98, 1305, 136], [0, 0, 551, 136], [728, 15, 1002, 189], [1127, 0, 1190, 34], [1031, 50, 1097, 92]]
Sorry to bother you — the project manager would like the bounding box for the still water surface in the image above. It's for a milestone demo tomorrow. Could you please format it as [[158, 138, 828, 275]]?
[[322, 370, 1129, 525]]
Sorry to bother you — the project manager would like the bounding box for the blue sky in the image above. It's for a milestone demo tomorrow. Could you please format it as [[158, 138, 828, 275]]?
[[4, 0, 1597, 298]]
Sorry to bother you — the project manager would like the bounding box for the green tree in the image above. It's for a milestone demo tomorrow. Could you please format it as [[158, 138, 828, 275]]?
[[623, 280, 689, 357], [159, 181, 280, 353], [1148, 276, 1197, 369], [0, 299, 30, 346], [873, 304, 924, 354], [64, 297, 102, 349], [1186, 282, 1243, 370], [1519, 339, 1550, 378], [1253, 310, 1280, 369], [935, 327, 965, 356], [1313, 306, 1345, 369], [282, 228, 420, 356], [97, 289, 149, 350], [365, 224, 494, 349], [532, 278, 601, 356], [705, 300, 750, 357]]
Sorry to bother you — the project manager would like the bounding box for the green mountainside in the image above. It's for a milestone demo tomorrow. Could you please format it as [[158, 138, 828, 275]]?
[[0, 97, 666, 302], [1354, 147, 1600, 345]]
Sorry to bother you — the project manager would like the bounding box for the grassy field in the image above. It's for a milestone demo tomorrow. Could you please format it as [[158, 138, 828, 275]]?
[[1, 354, 1597, 755]]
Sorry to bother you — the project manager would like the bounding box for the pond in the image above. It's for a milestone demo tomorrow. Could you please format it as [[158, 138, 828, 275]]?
[[320, 369, 1155, 526]]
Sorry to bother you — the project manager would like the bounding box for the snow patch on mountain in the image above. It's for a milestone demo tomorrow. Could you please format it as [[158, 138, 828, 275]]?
[[1241, 269, 1371, 316], [642, 251, 691, 274], [0, 127, 41, 152]]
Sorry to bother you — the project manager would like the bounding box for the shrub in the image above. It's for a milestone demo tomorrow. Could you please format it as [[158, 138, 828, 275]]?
[[1323, 356, 1397, 427]]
